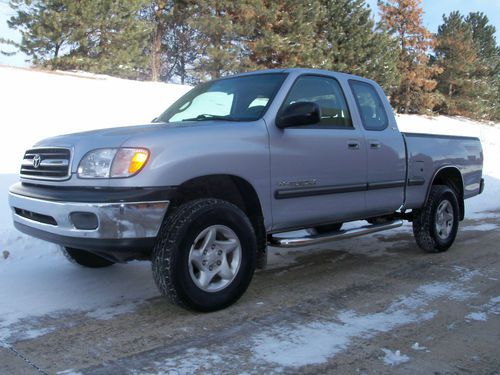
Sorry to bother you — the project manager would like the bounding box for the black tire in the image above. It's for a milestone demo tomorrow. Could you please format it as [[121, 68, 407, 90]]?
[[412, 185, 460, 253], [61, 247, 115, 268], [152, 199, 257, 312], [315, 222, 343, 234]]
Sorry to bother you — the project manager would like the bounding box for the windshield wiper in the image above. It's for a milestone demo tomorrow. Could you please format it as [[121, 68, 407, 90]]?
[[182, 114, 243, 122]]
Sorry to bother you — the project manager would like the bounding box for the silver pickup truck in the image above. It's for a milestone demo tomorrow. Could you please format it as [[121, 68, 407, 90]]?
[[9, 68, 484, 311]]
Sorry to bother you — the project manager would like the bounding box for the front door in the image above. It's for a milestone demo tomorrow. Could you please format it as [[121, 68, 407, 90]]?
[[268, 74, 367, 231]]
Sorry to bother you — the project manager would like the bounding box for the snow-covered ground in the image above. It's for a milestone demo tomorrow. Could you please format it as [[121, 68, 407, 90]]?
[[0, 66, 190, 343], [1, 66, 499, 348]]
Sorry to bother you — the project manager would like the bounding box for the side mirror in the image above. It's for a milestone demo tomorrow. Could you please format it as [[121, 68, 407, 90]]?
[[276, 102, 320, 129]]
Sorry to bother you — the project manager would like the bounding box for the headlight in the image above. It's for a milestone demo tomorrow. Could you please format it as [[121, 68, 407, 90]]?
[[78, 148, 149, 178]]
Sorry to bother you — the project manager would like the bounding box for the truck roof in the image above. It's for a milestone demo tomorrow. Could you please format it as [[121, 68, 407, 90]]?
[[228, 68, 374, 84]]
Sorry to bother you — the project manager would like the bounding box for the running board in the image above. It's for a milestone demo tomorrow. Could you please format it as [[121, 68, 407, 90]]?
[[269, 220, 403, 248]]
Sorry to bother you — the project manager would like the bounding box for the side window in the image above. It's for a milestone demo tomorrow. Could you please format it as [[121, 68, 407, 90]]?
[[282, 75, 352, 127], [349, 80, 388, 131]]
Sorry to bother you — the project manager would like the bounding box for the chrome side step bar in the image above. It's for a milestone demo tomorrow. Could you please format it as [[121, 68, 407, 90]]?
[[269, 220, 403, 248]]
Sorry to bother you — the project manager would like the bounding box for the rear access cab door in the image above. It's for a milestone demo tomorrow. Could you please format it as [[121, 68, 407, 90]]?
[[348, 79, 406, 216]]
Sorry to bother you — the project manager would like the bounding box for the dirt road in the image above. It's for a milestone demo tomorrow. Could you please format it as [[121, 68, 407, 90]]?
[[2, 214, 499, 375]]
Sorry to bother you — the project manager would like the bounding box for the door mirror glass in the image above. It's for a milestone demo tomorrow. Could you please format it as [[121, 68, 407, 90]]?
[[277, 102, 321, 128]]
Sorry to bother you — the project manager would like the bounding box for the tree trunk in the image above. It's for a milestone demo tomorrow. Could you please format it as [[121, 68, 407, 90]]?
[[151, 1, 166, 81], [180, 55, 185, 84], [404, 84, 411, 114], [151, 25, 162, 81]]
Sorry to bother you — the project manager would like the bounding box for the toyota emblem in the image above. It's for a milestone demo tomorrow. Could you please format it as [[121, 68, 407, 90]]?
[[32, 154, 42, 168]]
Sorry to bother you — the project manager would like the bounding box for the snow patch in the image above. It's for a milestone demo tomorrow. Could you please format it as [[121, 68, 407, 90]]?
[[411, 342, 427, 351], [90, 268, 479, 374], [462, 223, 499, 231], [465, 296, 500, 322], [381, 348, 410, 366], [136, 348, 225, 375], [465, 312, 488, 321], [57, 370, 84, 375], [0, 250, 159, 342], [85, 300, 146, 321], [250, 269, 478, 367]]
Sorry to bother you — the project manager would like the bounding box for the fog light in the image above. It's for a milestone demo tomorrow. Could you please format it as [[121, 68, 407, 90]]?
[[70, 212, 98, 230]]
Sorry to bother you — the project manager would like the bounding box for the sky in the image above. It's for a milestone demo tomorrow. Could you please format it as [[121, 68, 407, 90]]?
[[1, 0, 499, 68], [366, 0, 500, 36]]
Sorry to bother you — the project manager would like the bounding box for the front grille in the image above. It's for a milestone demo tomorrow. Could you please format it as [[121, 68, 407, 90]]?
[[20, 147, 71, 180], [14, 207, 57, 226]]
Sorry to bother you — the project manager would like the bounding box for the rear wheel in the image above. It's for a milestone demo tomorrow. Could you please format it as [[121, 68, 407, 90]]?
[[61, 247, 115, 268], [152, 199, 256, 312], [412, 185, 459, 253]]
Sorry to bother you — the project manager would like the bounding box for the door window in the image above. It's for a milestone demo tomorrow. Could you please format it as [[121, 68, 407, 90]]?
[[349, 80, 388, 131], [282, 75, 352, 128]]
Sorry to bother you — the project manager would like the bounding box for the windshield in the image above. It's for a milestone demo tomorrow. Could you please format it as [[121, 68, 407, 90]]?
[[157, 73, 287, 123]]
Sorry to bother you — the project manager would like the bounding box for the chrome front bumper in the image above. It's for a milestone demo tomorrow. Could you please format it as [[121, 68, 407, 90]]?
[[9, 192, 169, 240]]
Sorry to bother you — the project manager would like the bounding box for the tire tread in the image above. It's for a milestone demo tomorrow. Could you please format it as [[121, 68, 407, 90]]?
[[152, 198, 255, 310], [412, 185, 459, 253]]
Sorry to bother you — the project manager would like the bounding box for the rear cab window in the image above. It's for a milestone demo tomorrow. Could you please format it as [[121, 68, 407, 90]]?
[[349, 80, 388, 131]]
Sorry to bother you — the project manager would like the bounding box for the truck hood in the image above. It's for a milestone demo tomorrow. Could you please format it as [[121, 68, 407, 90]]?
[[33, 120, 262, 177], [35, 122, 197, 150]]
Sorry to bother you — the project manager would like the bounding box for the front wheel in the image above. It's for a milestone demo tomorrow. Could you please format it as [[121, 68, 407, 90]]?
[[152, 199, 256, 312], [412, 185, 459, 253]]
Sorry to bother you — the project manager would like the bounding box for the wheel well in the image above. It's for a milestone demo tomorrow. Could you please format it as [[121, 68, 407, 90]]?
[[171, 175, 267, 266], [430, 167, 465, 220]]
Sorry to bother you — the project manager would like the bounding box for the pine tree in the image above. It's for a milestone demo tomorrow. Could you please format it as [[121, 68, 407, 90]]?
[[378, 0, 441, 114], [435, 11, 479, 116], [187, 0, 252, 81], [6, 0, 151, 79], [167, 0, 199, 84], [466, 12, 499, 61], [6, 0, 75, 64], [242, 0, 322, 70], [59, 1, 151, 79], [465, 12, 500, 121], [317, 0, 400, 92]]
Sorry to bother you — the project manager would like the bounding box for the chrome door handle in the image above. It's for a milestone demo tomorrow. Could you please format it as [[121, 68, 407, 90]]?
[[370, 141, 381, 149], [347, 141, 360, 150]]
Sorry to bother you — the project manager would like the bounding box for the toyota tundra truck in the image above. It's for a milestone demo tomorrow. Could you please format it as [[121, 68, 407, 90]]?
[[8, 68, 484, 311]]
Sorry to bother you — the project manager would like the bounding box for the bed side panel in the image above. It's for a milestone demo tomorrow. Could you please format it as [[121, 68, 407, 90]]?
[[403, 133, 483, 209]]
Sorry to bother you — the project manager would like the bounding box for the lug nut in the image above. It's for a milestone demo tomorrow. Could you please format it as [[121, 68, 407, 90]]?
[[202, 260, 207, 266], [209, 266, 213, 271], [211, 245, 215, 249], [203, 250, 207, 255], [217, 260, 221, 266], [218, 250, 222, 255]]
